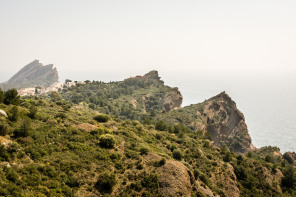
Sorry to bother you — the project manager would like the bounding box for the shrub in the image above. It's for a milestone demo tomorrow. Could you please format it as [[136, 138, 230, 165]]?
[[281, 165, 296, 190], [0, 88, 4, 103], [199, 173, 211, 187], [28, 106, 38, 119], [8, 106, 19, 121], [141, 173, 159, 189], [154, 158, 166, 167], [283, 153, 294, 164], [155, 120, 167, 131], [0, 145, 9, 161], [173, 149, 182, 160], [4, 89, 20, 105], [94, 114, 109, 123], [223, 152, 232, 162], [264, 155, 275, 163], [99, 134, 116, 148], [14, 117, 31, 137], [95, 172, 117, 193], [140, 147, 149, 155], [0, 124, 9, 136]]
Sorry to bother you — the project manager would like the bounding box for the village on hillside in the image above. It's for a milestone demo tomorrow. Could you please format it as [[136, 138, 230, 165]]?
[[17, 81, 86, 96]]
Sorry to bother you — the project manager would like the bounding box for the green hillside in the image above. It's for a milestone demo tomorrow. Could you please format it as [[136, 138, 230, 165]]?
[[0, 87, 296, 196]]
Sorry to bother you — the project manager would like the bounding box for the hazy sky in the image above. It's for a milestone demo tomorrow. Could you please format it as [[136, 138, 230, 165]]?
[[0, 0, 296, 82]]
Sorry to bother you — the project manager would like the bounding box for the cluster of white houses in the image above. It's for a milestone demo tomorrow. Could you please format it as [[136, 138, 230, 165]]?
[[17, 81, 86, 96]]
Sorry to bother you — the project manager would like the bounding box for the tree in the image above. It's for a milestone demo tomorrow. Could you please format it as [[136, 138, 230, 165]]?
[[99, 134, 116, 148], [155, 120, 167, 131], [50, 91, 62, 100], [94, 114, 109, 123], [173, 149, 182, 160], [0, 88, 4, 103], [4, 89, 20, 105], [14, 117, 31, 137], [95, 172, 117, 193], [9, 106, 19, 121], [28, 106, 38, 119], [282, 165, 296, 189]]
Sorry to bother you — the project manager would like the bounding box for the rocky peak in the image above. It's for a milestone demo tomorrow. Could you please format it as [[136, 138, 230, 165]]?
[[143, 70, 161, 80], [0, 60, 59, 90]]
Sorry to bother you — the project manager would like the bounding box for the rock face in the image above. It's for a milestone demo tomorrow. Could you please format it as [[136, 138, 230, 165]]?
[[125, 70, 183, 113], [142, 153, 193, 197], [156, 91, 253, 153], [0, 60, 59, 90], [157, 160, 193, 197], [163, 89, 183, 111], [203, 92, 253, 153]]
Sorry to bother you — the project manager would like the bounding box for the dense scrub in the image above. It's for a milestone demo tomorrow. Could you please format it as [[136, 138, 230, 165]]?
[[0, 89, 295, 196], [61, 72, 180, 122]]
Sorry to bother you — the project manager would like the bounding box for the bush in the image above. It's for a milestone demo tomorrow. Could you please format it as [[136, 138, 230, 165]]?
[[4, 89, 20, 105], [141, 173, 159, 189], [0, 88, 4, 103], [14, 117, 31, 137], [95, 172, 117, 193], [9, 106, 19, 122], [154, 158, 166, 167], [0, 124, 9, 136], [0, 145, 9, 161], [283, 153, 294, 164], [155, 120, 167, 131], [99, 134, 116, 148], [28, 106, 38, 119], [223, 152, 232, 162], [281, 165, 296, 190], [94, 114, 109, 123], [173, 149, 182, 160], [140, 147, 149, 155]]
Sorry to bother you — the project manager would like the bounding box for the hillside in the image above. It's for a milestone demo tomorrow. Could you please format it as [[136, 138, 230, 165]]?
[[0, 92, 295, 196], [61, 72, 251, 154], [0, 60, 59, 91], [61, 71, 182, 121], [0, 70, 296, 196]]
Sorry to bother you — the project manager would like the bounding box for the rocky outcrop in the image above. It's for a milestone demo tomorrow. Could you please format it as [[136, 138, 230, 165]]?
[[0, 60, 59, 90], [163, 89, 183, 111], [156, 91, 253, 154], [203, 92, 253, 153], [0, 109, 8, 117], [142, 153, 193, 197], [143, 70, 161, 81], [156, 160, 193, 197]]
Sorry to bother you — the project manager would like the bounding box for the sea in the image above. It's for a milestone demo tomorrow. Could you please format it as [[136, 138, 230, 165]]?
[[59, 69, 296, 153]]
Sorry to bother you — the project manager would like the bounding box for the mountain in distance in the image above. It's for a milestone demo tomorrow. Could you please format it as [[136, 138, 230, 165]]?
[[0, 60, 59, 91]]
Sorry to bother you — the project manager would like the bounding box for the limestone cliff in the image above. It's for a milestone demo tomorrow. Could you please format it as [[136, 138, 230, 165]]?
[[156, 91, 253, 154], [0, 60, 59, 90], [203, 92, 253, 153]]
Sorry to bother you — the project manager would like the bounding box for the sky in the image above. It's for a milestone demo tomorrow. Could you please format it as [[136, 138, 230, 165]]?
[[0, 0, 296, 82]]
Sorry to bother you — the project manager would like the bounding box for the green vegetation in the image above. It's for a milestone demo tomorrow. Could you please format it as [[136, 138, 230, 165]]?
[[94, 114, 109, 123], [3, 89, 20, 105], [0, 86, 295, 196]]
